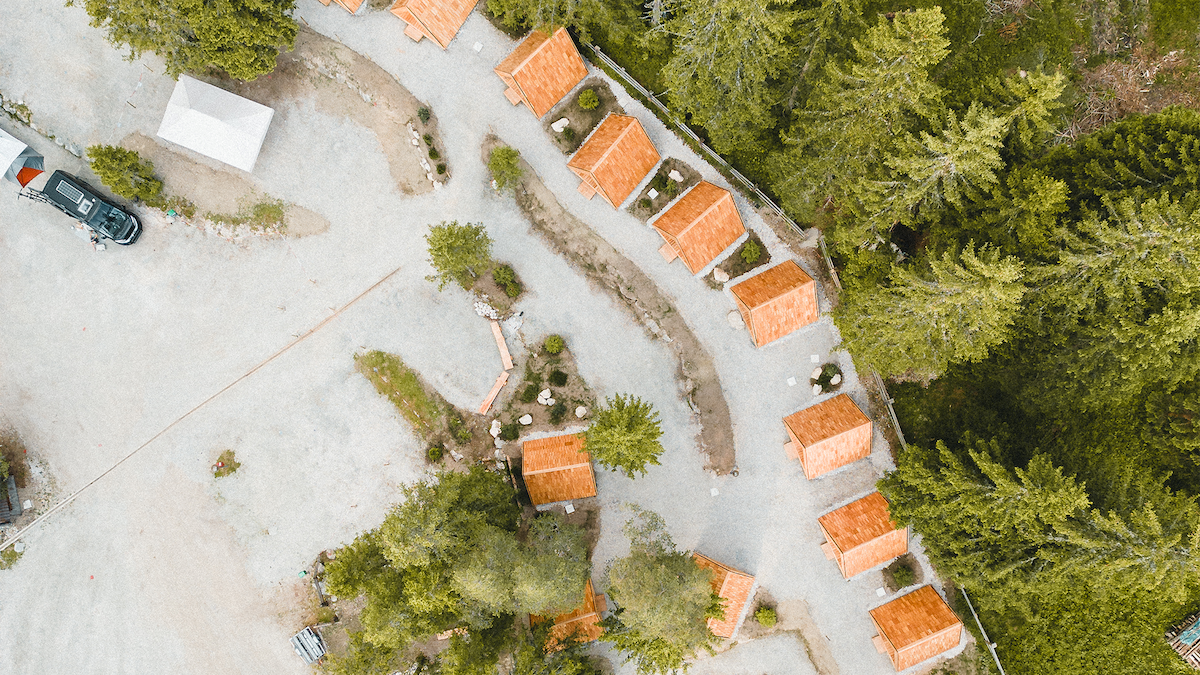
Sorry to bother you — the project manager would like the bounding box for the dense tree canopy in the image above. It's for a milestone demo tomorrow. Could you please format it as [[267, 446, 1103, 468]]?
[[585, 394, 664, 478], [76, 0, 296, 80]]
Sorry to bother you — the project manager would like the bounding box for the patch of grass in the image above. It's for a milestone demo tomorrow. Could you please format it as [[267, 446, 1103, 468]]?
[[0, 429, 31, 488], [549, 402, 568, 425], [891, 562, 916, 588], [548, 370, 568, 387], [1149, 0, 1200, 50], [754, 605, 777, 628], [713, 231, 771, 281], [0, 548, 22, 570], [355, 351, 444, 439], [812, 363, 843, 393], [422, 133, 433, 145], [214, 449, 240, 478], [208, 196, 288, 233], [428, 147, 440, 160], [499, 423, 520, 441], [314, 606, 337, 624], [562, 126, 575, 143], [448, 413, 472, 444], [437, 163, 446, 175], [520, 383, 540, 404], [492, 264, 523, 299]]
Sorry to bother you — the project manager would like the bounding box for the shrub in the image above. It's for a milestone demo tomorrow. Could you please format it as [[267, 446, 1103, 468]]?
[[664, 179, 679, 197], [578, 89, 599, 110], [741, 240, 762, 264], [639, 198, 652, 210], [548, 370, 568, 387], [562, 126, 575, 143], [549, 402, 568, 425], [425, 221, 493, 290], [213, 449, 241, 478], [428, 147, 440, 160], [754, 606, 777, 628], [493, 264, 516, 287], [650, 173, 668, 191], [891, 562, 916, 588], [520, 383, 540, 403], [417, 107, 431, 123], [448, 414, 472, 444], [427, 444, 445, 462], [504, 281, 521, 298], [544, 335, 565, 354], [437, 163, 446, 175], [422, 133, 433, 145], [87, 145, 164, 205], [499, 423, 520, 441], [489, 146, 524, 193]]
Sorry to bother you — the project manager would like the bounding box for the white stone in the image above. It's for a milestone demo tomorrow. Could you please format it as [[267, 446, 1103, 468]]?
[[449, 449, 464, 461], [519, 414, 533, 425], [551, 118, 570, 132], [537, 395, 549, 405], [876, 587, 887, 597], [830, 373, 842, 385], [494, 437, 505, 449], [473, 42, 483, 52], [668, 170, 684, 182], [410, 129, 420, 139], [411, 138, 419, 146], [811, 354, 820, 363], [13, 542, 25, 553], [726, 311, 744, 329], [710, 487, 720, 497], [490, 419, 502, 437], [787, 377, 796, 387], [811, 367, 823, 380], [546, 398, 555, 405], [575, 406, 588, 418], [713, 268, 730, 283], [540, 389, 551, 400], [564, 503, 575, 514], [813, 384, 822, 396], [22, 500, 31, 510], [420, 159, 430, 171]]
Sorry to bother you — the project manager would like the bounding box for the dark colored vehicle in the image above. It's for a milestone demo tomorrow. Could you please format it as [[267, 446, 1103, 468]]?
[[40, 170, 141, 245]]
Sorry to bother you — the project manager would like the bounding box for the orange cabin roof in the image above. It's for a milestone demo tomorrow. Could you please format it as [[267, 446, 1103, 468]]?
[[521, 434, 597, 505], [729, 260, 819, 346], [783, 394, 870, 449], [693, 553, 755, 639], [870, 586, 962, 652], [494, 28, 588, 118], [818, 492, 901, 551], [390, 0, 477, 49], [651, 181, 746, 274], [567, 114, 660, 208], [534, 579, 604, 650]]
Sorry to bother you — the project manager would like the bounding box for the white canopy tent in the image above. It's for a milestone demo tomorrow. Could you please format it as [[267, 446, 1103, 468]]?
[[0, 126, 44, 186], [156, 75, 275, 173]]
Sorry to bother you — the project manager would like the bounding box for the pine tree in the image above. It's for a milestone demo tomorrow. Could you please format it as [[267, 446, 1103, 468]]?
[[76, 0, 297, 80], [661, 0, 797, 153], [836, 243, 1025, 380], [584, 394, 664, 478], [993, 69, 1069, 152]]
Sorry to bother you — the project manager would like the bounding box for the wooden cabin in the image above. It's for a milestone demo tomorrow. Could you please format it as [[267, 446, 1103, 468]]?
[[729, 260, 818, 347], [693, 553, 756, 639], [869, 585, 963, 671], [534, 579, 606, 651], [521, 433, 597, 506], [818, 492, 908, 578], [651, 181, 746, 274], [567, 114, 660, 208], [390, 0, 477, 49], [782, 394, 872, 479], [494, 28, 588, 118]]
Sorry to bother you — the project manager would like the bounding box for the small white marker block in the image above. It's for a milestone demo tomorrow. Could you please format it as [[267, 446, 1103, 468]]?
[[810, 354, 820, 363], [647, 188, 659, 199], [787, 377, 797, 387], [473, 42, 483, 52], [710, 487, 720, 497], [565, 503, 575, 514], [876, 587, 887, 597]]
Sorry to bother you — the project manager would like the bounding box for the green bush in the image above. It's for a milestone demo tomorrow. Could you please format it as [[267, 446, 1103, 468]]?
[[544, 335, 565, 354], [417, 107, 431, 123], [448, 414, 472, 444], [423, 133, 433, 145], [578, 89, 599, 110], [754, 606, 777, 628], [549, 402, 568, 425], [639, 198, 652, 210], [891, 562, 916, 588], [650, 173, 668, 191], [489, 146, 524, 193], [499, 423, 520, 441], [504, 281, 521, 298], [87, 145, 163, 206], [493, 264, 516, 287], [741, 240, 762, 264], [520, 383, 540, 403], [562, 126, 576, 143], [427, 444, 445, 462], [428, 147, 441, 160], [437, 163, 446, 175], [548, 370, 568, 387]]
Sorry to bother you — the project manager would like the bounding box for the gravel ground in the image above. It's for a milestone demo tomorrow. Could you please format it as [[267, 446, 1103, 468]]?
[[0, 3, 963, 674]]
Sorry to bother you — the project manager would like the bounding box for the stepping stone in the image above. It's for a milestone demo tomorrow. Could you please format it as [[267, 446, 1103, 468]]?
[[811, 367, 823, 380], [713, 268, 729, 283], [812, 384, 822, 396], [811, 354, 820, 363], [710, 487, 719, 496], [787, 377, 796, 387], [519, 414, 533, 425], [473, 42, 483, 52], [575, 406, 588, 418], [668, 170, 683, 182], [830, 374, 842, 385]]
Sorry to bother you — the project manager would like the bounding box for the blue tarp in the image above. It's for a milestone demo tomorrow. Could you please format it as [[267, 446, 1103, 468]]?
[[1181, 618, 1200, 646]]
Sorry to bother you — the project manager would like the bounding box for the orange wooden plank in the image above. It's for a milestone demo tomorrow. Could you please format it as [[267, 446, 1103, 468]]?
[[478, 371, 510, 414], [491, 320, 514, 371]]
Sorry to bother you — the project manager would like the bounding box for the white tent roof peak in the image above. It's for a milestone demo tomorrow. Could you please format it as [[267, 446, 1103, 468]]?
[[156, 75, 274, 173]]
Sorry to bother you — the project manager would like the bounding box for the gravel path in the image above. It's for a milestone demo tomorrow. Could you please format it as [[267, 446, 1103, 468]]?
[[0, 3, 962, 674]]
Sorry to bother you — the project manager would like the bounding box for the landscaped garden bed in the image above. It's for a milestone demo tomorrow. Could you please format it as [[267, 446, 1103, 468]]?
[[542, 78, 623, 155], [627, 158, 701, 221], [497, 335, 596, 441], [705, 229, 771, 288]]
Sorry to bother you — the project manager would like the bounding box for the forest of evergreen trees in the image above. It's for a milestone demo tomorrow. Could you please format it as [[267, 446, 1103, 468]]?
[[482, 0, 1200, 670]]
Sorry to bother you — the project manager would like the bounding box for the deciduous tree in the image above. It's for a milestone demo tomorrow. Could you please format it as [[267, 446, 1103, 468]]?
[[425, 221, 494, 291]]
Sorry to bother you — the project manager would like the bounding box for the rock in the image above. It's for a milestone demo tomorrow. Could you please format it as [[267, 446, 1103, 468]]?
[[411, 138, 419, 146], [519, 414, 533, 425], [449, 449, 464, 461], [811, 367, 823, 380], [647, 188, 659, 199], [490, 419, 502, 438], [13, 542, 25, 553], [540, 389, 552, 400], [410, 129, 419, 139], [727, 311, 744, 328], [22, 500, 31, 510], [420, 159, 430, 171], [668, 169, 683, 182], [830, 373, 842, 385], [546, 397, 556, 405], [474, 42, 483, 52], [575, 406, 588, 418], [494, 437, 505, 449], [812, 384, 822, 396], [713, 268, 729, 283], [551, 118, 570, 132]]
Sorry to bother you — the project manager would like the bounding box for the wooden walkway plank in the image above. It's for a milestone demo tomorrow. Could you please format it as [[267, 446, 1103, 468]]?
[[478, 371, 510, 415], [491, 320, 514, 371]]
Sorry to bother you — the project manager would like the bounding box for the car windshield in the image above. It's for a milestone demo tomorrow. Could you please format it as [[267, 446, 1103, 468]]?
[[88, 201, 130, 237]]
